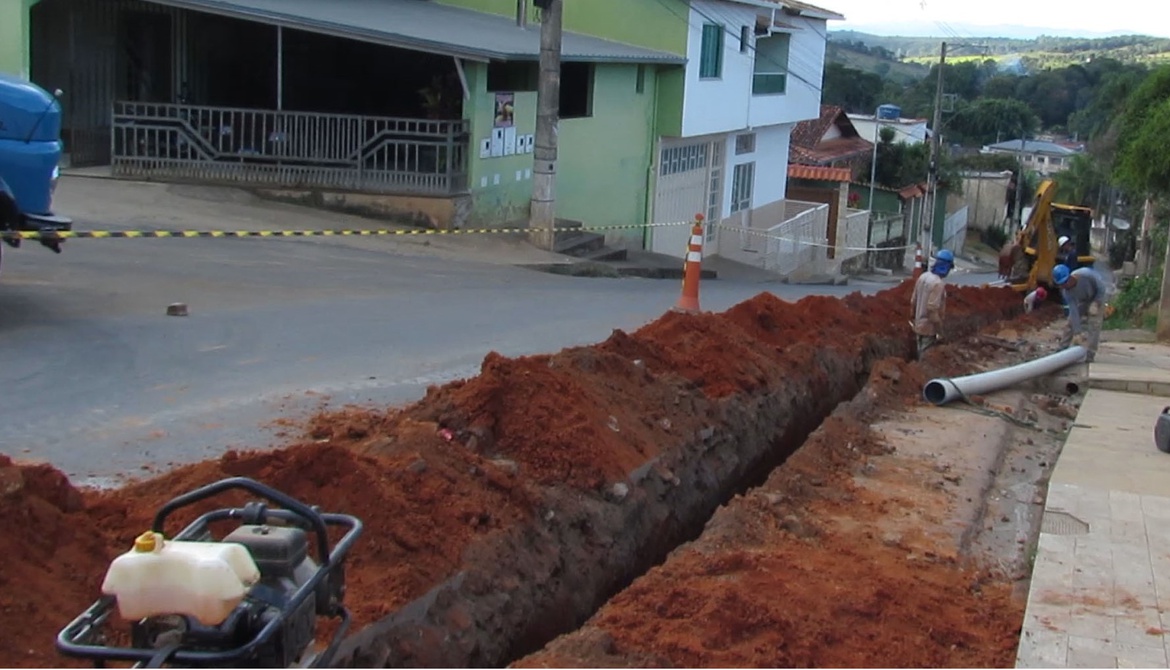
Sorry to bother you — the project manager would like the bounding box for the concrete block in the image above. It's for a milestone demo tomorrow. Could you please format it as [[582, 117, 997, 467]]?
[[1066, 635, 1117, 668], [1016, 627, 1068, 668], [1114, 608, 1165, 647]]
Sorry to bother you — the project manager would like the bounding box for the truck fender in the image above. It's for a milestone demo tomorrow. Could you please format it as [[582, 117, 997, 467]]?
[[0, 175, 16, 225]]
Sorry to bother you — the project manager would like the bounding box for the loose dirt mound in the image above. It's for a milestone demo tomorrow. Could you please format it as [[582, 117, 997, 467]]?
[[0, 281, 1040, 667], [0, 456, 111, 668], [515, 339, 1045, 669]]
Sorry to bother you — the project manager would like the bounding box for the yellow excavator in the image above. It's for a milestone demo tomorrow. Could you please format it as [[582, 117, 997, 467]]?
[[998, 178, 1096, 292]]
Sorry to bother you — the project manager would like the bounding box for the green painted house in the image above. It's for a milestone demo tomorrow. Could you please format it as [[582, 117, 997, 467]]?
[[0, 0, 36, 79], [441, 0, 848, 268], [13, 0, 683, 249]]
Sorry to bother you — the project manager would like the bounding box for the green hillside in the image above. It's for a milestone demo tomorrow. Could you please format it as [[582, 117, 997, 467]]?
[[831, 31, 1170, 72], [825, 41, 929, 84]]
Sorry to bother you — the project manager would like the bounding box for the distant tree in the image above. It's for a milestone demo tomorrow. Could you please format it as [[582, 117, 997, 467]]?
[[982, 75, 1022, 99], [1116, 97, 1170, 196], [1056, 154, 1109, 207], [821, 62, 884, 113], [947, 98, 1039, 146]]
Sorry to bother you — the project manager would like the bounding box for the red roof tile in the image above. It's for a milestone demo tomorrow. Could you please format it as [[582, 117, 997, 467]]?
[[788, 164, 853, 182]]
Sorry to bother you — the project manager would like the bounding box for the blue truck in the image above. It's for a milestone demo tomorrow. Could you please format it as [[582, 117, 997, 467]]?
[[0, 72, 72, 271]]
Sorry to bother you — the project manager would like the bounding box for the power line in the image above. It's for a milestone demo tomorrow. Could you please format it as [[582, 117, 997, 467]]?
[[647, 0, 826, 94], [694, 1, 828, 83]]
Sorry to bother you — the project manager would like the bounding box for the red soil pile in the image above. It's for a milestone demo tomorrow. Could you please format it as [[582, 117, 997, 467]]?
[[516, 346, 1035, 669], [1, 281, 1030, 667], [0, 456, 111, 668], [406, 346, 710, 489], [83, 440, 534, 625]]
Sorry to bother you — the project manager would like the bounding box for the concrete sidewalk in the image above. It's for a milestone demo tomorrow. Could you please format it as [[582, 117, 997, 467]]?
[[1016, 339, 1170, 668]]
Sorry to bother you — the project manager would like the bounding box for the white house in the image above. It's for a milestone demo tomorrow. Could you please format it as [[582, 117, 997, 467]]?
[[649, 0, 844, 271], [847, 113, 930, 146], [981, 138, 1084, 176]]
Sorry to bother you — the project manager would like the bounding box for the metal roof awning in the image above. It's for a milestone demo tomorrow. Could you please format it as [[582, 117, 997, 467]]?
[[142, 0, 687, 64]]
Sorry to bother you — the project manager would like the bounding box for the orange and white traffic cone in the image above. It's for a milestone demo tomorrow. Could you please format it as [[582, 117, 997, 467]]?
[[912, 243, 924, 279], [674, 215, 705, 313]]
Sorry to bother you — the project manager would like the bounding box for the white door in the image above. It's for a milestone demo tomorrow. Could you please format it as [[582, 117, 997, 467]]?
[[651, 139, 723, 258]]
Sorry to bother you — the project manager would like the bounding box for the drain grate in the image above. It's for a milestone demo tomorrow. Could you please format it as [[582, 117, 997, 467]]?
[[1041, 510, 1090, 536]]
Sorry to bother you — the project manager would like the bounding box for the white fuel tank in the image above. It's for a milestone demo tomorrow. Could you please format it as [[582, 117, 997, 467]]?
[[101, 531, 260, 626]]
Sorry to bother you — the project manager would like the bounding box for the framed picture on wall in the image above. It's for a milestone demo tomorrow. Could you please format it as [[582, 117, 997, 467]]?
[[494, 92, 515, 128]]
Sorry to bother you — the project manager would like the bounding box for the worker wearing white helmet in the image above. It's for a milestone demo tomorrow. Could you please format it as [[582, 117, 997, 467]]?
[[1051, 263, 1109, 362], [1056, 235, 1077, 269]]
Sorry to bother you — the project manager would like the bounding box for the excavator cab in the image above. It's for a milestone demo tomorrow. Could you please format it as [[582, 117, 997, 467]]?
[[1050, 203, 1095, 270], [998, 178, 1095, 292]]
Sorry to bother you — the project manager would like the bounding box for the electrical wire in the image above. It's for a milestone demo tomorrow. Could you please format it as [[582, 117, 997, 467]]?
[[647, 0, 827, 93]]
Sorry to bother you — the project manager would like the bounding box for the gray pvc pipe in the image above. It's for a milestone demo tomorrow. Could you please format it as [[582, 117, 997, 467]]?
[[922, 345, 1088, 406]]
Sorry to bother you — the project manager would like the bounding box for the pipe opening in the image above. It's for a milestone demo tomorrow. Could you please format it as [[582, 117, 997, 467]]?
[[923, 380, 949, 405], [1065, 381, 1080, 395]]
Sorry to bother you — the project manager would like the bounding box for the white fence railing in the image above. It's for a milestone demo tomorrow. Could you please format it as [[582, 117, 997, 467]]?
[[111, 101, 469, 195], [713, 199, 829, 276], [869, 214, 905, 247], [767, 203, 830, 276], [836, 208, 871, 263]]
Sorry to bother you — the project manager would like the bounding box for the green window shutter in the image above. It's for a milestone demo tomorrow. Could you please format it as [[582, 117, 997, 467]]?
[[700, 24, 723, 78]]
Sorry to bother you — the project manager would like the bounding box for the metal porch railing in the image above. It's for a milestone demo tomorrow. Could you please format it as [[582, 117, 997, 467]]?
[[111, 102, 469, 196]]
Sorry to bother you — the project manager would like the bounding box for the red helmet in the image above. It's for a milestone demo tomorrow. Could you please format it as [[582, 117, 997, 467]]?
[[1035, 286, 1048, 301]]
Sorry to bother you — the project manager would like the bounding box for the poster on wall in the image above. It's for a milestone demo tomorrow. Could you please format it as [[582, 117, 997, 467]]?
[[494, 92, 515, 128]]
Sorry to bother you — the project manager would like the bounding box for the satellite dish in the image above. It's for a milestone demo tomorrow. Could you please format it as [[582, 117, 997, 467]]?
[[1111, 218, 1132, 231]]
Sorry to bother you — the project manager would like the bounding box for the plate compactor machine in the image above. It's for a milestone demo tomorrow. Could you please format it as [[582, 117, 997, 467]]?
[[56, 477, 363, 668]]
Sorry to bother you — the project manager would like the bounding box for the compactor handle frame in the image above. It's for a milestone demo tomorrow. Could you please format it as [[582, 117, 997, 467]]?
[[55, 477, 364, 668]]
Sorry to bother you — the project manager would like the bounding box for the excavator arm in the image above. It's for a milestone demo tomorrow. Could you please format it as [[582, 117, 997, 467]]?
[[999, 179, 1059, 292]]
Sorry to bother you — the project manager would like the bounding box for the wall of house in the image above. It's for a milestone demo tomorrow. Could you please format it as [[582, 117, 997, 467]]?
[[849, 184, 901, 215], [461, 60, 656, 247], [721, 122, 791, 214], [0, 0, 34, 77], [679, 0, 824, 138], [949, 172, 1011, 231], [433, 0, 687, 54]]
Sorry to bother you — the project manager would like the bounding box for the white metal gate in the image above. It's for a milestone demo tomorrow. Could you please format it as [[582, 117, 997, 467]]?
[[650, 138, 723, 258]]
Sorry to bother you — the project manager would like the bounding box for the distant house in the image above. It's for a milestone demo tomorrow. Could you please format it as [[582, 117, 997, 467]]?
[[982, 138, 1084, 176], [847, 113, 929, 146], [789, 105, 873, 179]]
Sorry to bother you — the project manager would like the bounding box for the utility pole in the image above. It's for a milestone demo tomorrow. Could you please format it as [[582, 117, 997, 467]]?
[[1157, 198, 1170, 341], [1013, 135, 1027, 229], [923, 41, 946, 263], [529, 0, 562, 251]]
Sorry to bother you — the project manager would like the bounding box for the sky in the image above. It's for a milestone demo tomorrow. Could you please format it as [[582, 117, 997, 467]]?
[[822, 0, 1170, 39]]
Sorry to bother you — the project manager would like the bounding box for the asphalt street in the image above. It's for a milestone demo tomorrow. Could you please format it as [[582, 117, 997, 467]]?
[[0, 178, 999, 487]]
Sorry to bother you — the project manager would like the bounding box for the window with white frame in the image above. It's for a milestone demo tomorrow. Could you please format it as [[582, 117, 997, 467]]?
[[735, 133, 756, 155], [700, 24, 724, 79], [752, 32, 790, 95], [730, 162, 755, 213], [660, 143, 708, 176]]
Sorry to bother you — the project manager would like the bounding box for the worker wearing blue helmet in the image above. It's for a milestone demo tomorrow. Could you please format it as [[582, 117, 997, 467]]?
[[911, 249, 954, 359], [1051, 263, 1109, 362]]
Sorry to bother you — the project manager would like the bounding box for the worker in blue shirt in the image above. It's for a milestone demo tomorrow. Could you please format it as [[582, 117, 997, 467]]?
[[1051, 264, 1109, 362]]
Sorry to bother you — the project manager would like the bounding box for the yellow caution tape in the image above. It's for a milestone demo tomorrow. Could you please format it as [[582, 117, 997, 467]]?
[[3, 221, 694, 241]]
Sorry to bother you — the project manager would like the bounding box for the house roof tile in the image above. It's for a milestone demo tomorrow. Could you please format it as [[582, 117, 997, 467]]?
[[788, 164, 853, 182], [140, 0, 686, 63]]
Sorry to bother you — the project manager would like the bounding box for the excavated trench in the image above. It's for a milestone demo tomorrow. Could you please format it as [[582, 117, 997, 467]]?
[[0, 282, 1022, 669], [328, 286, 1020, 668]]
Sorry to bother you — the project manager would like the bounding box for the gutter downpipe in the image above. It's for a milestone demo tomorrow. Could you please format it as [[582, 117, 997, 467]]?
[[923, 345, 1087, 406]]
